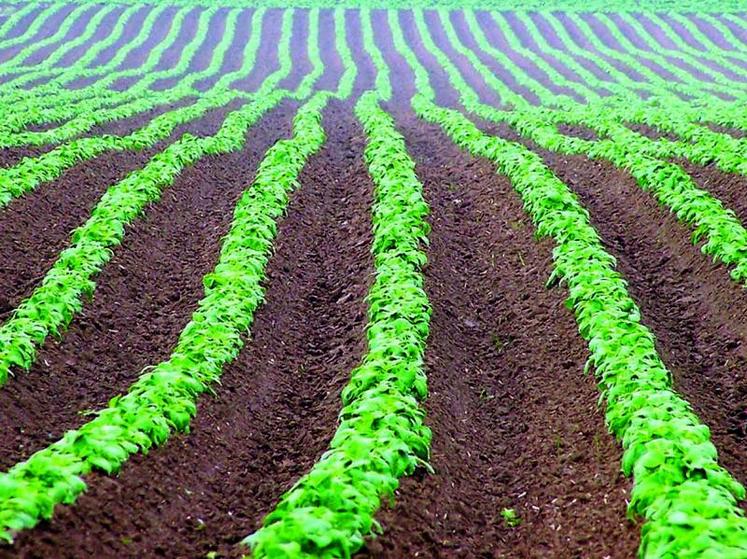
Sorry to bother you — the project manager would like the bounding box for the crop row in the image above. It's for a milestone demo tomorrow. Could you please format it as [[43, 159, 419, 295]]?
[[2, 0, 745, 11], [381, 10, 747, 558], [0, 1, 362, 382], [399, 8, 747, 290], [0, 7, 744, 125], [415, 91, 747, 559], [0, 6, 742, 165], [248, 89, 431, 558], [0, 90, 329, 542]]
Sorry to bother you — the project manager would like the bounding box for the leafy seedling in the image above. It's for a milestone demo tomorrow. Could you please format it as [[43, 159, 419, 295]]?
[[501, 508, 521, 527]]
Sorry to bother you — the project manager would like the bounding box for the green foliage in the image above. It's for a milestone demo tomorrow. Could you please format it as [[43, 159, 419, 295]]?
[[414, 96, 747, 559], [0, 92, 327, 543], [4, 0, 747, 11], [0, 91, 235, 207], [0, 94, 280, 386], [246, 91, 431, 559], [501, 508, 521, 527]]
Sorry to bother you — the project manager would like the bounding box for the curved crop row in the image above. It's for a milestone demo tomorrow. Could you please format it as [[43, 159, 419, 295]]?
[[0, 3, 96, 72], [0, 3, 67, 55], [0, 4, 142, 92], [414, 94, 747, 559], [408, 9, 747, 289], [0, 91, 326, 544], [247, 89, 431, 559], [505, 12, 747, 131], [0, 87, 185, 147], [0, 91, 283, 386], [1, 0, 746, 10], [0, 5, 186, 128], [452, 13, 747, 176], [593, 12, 744, 88], [0, 90, 236, 207], [391, 12, 747, 556], [639, 13, 747, 72], [496, 106, 747, 282]]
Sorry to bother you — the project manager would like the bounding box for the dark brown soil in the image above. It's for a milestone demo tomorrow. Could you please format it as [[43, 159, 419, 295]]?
[[0, 101, 294, 471], [631, 13, 743, 82], [150, 6, 201, 73], [557, 122, 599, 141], [0, 95, 202, 172], [677, 160, 747, 228], [0, 5, 48, 43], [0, 101, 375, 559], [705, 15, 747, 50], [626, 121, 680, 141], [314, 8, 344, 92], [704, 122, 747, 139], [5, 7, 747, 558], [360, 109, 639, 559], [553, 13, 664, 84], [277, 8, 310, 92]]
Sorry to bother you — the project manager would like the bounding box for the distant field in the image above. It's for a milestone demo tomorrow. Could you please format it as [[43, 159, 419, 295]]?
[[0, 2, 747, 558]]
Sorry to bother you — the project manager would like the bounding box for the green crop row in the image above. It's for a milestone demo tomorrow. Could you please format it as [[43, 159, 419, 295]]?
[[0, 3, 95, 72], [448, 12, 747, 175], [0, 90, 236, 208], [500, 104, 747, 281], [390, 9, 747, 556], [620, 12, 747, 74], [474, 12, 747, 134], [414, 94, 747, 559], [0, 6, 184, 135], [0, 5, 262, 150], [246, 90, 431, 559], [574, 12, 741, 95], [0, 90, 327, 544], [0, 0, 319, 382], [0, 3, 67, 55], [405, 8, 747, 291], [0, 88, 186, 147], [0, 4, 142, 92], [0, 4, 193, 133], [360, 8, 392, 101], [0, 0, 343, 381], [0, 91, 283, 386], [3, 0, 747, 12]]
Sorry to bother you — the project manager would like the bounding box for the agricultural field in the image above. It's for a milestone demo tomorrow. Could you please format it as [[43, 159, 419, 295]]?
[[1, 0, 747, 557]]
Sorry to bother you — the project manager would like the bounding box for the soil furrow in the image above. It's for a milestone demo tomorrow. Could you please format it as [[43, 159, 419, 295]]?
[[362, 110, 638, 559], [0, 100, 374, 559], [677, 160, 747, 227]]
